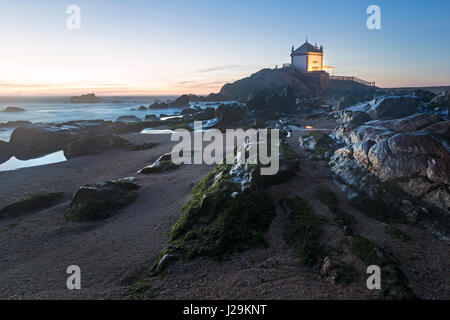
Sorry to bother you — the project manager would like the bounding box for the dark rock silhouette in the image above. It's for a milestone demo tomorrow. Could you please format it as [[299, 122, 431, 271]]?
[[69, 93, 101, 103], [2, 106, 26, 112]]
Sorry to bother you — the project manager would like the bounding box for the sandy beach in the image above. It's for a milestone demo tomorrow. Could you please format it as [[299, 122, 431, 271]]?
[[1, 114, 448, 300]]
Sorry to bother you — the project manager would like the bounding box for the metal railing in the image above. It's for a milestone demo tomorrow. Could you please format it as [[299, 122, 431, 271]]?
[[329, 75, 375, 87]]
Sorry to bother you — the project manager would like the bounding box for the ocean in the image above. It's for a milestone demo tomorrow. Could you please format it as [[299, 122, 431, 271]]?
[[0, 96, 233, 142]]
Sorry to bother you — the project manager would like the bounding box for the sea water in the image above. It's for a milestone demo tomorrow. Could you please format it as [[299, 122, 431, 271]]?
[[0, 96, 235, 142]]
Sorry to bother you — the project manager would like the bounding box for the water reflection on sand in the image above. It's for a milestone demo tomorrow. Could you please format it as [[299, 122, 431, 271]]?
[[0, 151, 66, 172]]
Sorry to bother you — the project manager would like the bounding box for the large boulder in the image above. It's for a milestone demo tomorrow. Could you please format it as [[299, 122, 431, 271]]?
[[63, 134, 133, 159], [367, 96, 421, 120], [9, 124, 78, 159], [5, 120, 147, 160], [365, 113, 441, 133], [0, 141, 11, 163], [65, 178, 139, 222], [0, 140, 10, 154], [329, 111, 450, 215]]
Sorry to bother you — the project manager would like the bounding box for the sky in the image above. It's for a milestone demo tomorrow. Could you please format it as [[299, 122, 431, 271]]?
[[0, 0, 449, 96]]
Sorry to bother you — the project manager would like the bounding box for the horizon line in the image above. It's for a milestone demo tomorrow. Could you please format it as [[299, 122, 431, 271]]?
[[1, 84, 450, 98]]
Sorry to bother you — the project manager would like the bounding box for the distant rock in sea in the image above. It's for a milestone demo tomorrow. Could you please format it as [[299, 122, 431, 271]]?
[[149, 102, 171, 109], [2, 106, 26, 112], [70, 93, 101, 103], [0, 120, 31, 128], [148, 93, 230, 110]]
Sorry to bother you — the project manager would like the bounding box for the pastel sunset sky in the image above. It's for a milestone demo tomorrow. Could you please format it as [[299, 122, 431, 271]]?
[[0, 0, 449, 95]]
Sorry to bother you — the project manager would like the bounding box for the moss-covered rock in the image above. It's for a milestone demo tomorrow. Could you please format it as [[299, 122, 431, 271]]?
[[313, 186, 357, 228], [154, 164, 275, 265], [0, 192, 64, 219], [281, 196, 327, 266], [65, 178, 139, 222], [138, 153, 180, 174]]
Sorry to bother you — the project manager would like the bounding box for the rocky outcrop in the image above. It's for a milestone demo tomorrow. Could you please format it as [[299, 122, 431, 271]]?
[[171, 95, 190, 107], [220, 68, 317, 100], [188, 93, 229, 102], [182, 107, 215, 121], [246, 87, 297, 113], [65, 177, 139, 222], [420, 91, 450, 119], [329, 99, 449, 225], [7, 120, 149, 160], [69, 93, 101, 103], [331, 110, 372, 143]]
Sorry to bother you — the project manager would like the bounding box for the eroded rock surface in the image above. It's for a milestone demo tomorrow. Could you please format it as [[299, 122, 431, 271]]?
[[329, 95, 449, 233]]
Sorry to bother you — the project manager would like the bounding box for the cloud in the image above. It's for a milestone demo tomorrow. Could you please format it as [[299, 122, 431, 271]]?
[[196, 64, 250, 73]]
